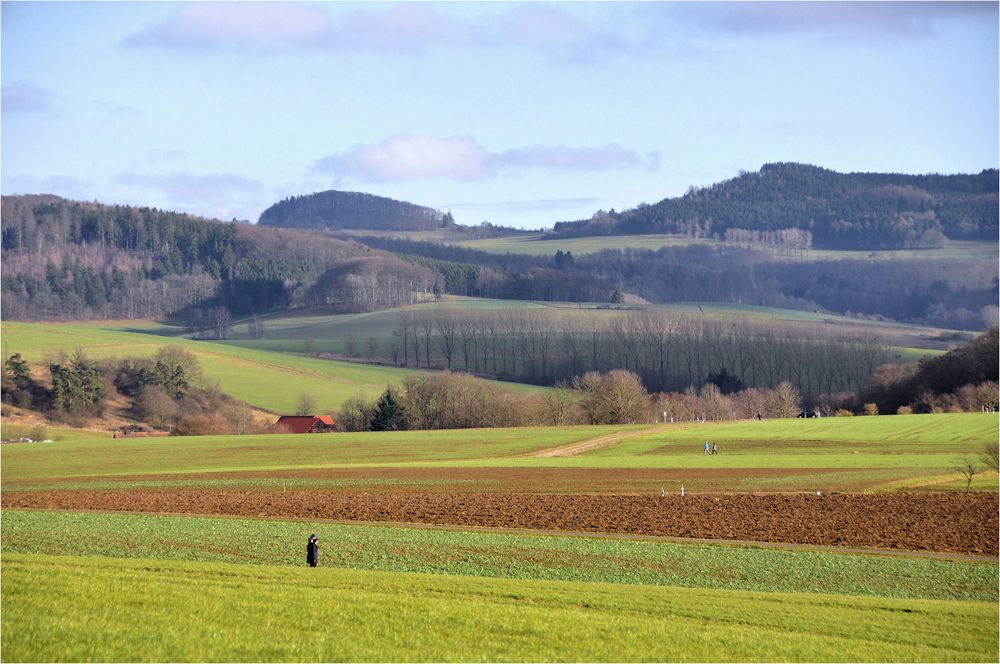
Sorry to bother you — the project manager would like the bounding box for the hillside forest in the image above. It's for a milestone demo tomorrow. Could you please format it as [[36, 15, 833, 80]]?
[[2, 186, 997, 331]]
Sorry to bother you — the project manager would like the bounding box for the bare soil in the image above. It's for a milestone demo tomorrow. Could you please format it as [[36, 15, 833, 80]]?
[[4, 490, 996, 555]]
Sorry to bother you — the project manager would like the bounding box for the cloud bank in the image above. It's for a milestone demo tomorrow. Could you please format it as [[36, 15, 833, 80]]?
[[312, 134, 660, 181], [123, 2, 632, 62]]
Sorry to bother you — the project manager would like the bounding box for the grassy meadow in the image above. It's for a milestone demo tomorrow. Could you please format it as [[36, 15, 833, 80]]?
[[3, 553, 996, 662]]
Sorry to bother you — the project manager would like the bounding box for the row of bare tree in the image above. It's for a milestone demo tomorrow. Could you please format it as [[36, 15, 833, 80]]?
[[391, 309, 891, 403]]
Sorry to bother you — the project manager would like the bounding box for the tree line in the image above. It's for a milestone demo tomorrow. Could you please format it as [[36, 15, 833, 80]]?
[[376, 308, 895, 404]]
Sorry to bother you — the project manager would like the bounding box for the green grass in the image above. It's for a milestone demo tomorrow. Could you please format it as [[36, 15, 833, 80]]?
[[0, 320, 546, 413], [0, 422, 113, 442], [3, 511, 995, 602], [0, 425, 638, 480], [3, 415, 995, 493], [3, 553, 996, 662]]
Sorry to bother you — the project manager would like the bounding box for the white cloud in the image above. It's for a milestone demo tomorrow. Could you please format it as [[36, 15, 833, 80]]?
[[2, 82, 53, 114], [313, 134, 660, 181]]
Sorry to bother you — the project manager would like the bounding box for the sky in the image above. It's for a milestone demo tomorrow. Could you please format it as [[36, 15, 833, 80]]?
[[2, 1, 998, 228]]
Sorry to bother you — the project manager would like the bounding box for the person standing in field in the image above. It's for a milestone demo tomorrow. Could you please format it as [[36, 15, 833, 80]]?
[[704, 440, 710, 455], [712, 442, 718, 455], [307, 533, 319, 568]]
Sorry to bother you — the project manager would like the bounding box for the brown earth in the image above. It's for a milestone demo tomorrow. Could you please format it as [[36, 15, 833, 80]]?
[[4, 490, 996, 555]]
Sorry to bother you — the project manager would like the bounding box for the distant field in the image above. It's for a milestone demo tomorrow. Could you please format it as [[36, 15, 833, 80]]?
[[4, 554, 995, 662], [0, 320, 546, 414], [457, 234, 998, 262]]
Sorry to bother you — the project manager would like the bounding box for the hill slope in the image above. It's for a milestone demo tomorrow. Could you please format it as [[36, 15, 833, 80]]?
[[554, 163, 999, 250]]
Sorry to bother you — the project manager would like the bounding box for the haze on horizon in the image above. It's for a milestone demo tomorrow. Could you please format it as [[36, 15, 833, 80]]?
[[2, 1, 997, 228]]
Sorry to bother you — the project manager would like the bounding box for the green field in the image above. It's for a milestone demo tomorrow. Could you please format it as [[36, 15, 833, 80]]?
[[0, 320, 545, 414], [2, 415, 995, 494], [3, 554, 996, 662], [3, 511, 995, 602], [3, 413, 998, 661]]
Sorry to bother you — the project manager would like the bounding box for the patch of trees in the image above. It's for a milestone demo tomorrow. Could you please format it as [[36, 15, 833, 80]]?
[[1, 347, 261, 434], [334, 369, 819, 432], [384, 308, 892, 404], [304, 256, 438, 312], [552, 163, 998, 249], [858, 327, 999, 414], [258, 190, 446, 231]]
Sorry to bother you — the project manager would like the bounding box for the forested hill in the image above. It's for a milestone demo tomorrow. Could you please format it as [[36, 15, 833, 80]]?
[[0, 195, 440, 322], [258, 190, 448, 231], [553, 163, 999, 250]]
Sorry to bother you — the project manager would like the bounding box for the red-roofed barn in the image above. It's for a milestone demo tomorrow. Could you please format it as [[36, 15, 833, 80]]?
[[271, 415, 336, 434]]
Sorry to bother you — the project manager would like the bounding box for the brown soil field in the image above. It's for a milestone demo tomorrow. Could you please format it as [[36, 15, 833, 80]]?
[[4, 490, 996, 555]]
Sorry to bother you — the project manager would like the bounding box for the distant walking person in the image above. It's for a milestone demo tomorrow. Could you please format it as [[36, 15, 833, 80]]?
[[712, 442, 718, 455], [704, 440, 710, 455], [307, 533, 319, 568]]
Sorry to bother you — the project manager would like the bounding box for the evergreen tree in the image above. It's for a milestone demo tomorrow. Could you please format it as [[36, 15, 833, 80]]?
[[369, 388, 408, 431]]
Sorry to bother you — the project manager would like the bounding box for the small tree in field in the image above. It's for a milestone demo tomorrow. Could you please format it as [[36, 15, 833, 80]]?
[[369, 388, 408, 431], [295, 393, 317, 416], [863, 403, 878, 416], [955, 457, 980, 492]]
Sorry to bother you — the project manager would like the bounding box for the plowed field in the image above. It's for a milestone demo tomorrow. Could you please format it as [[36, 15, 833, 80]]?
[[5, 490, 996, 555]]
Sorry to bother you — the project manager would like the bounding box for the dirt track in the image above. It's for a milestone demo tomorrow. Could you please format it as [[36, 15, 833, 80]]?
[[4, 490, 996, 555]]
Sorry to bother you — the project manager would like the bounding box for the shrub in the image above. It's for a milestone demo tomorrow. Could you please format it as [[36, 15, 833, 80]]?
[[863, 403, 878, 416], [835, 409, 854, 417], [896, 405, 913, 415], [173, 413, 231, 436]]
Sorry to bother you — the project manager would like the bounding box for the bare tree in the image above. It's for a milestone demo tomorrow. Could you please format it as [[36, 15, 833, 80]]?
[[295, 393, 317, 416], [955, 457, 980, 492]]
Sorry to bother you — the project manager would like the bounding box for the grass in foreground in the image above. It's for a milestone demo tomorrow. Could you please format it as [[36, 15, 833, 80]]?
[[3, 553, 995, 662], [3, 511, 995, 602]]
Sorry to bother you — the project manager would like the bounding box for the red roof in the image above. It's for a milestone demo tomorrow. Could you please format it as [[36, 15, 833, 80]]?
[[272, 415, 335, 434]]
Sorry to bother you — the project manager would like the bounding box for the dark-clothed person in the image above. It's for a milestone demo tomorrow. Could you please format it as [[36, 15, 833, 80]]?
[[307, 534, 319, 567]]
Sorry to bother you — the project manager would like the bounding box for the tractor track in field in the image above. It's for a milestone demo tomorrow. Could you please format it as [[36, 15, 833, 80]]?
[[528, 428, 656, 457], [4, 490, 996, 556]]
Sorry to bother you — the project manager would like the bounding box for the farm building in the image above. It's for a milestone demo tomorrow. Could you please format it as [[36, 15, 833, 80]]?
[[270, 415, 336, 434]]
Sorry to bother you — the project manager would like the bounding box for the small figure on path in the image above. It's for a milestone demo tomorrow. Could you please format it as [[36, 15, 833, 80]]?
[[680, 485, 685, 497], [307, 533, 319, 568], [712, 442, 718, 455], [660, 486, 665, 497], [704, 440, 710, 455]]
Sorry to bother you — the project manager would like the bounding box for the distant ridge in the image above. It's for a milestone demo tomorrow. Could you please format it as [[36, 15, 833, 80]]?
[[258, 190, 447, 231], [552, 163, 998, 250]]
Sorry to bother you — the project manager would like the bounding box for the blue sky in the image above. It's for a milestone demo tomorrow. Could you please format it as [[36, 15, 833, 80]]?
[[2, 1, 997, 228]]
